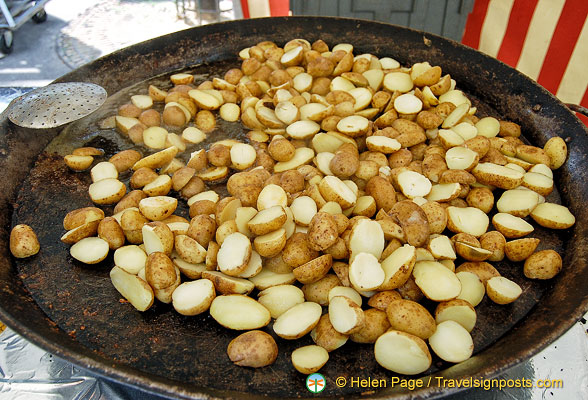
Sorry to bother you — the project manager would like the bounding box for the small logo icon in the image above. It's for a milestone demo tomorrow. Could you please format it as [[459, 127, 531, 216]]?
[[306, 373, 326, 393]]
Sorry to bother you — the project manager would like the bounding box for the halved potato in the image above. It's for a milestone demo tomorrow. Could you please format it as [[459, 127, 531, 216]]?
[[291, 345, 329, 374], [446, 206, 489, 237], [172, 279, 215, 316], [429, 320, 474, 363], [257, 284, 305, 319], [139, 196, 178, 221], [472, 162, 524, 189], [217, 232, 252, 276], [348, 252, 384, 291], [492, 213, 534, 238], [374, 330, 431, 375], [202, 270, 255, 295], [273, 301, 322, 339], [70, 237, 109, 264], [413, 261, 461, 301], [486, 276, 522, 305], [435, 299, 476, 332], [209, 295, 270, 330], [110, 266, 154, 311], [529, 203, 575, 229]]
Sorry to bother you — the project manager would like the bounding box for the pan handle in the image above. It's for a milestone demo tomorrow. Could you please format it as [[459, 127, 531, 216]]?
[[566, 103, 588, 117]]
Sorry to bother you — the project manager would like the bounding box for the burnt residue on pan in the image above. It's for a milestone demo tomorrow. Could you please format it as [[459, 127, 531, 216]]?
[[1, 17, 587, 400]]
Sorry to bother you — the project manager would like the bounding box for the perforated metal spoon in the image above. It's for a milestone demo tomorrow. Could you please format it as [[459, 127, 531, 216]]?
[[7, 83, 107, 129]]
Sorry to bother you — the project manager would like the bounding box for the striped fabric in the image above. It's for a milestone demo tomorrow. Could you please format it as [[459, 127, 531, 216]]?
[[240, 0, 290, 18], [462, 0, 588, 125]]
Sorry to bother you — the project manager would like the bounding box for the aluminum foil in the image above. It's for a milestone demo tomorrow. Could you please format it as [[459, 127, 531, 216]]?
[[0, 314, 586, 399]]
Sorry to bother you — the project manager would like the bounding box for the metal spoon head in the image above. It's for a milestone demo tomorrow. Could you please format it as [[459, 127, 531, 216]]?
[[7, 83, 107, 129]]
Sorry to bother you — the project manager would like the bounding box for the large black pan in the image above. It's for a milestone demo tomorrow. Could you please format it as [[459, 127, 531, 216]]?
[[0, 17, 586, 399]]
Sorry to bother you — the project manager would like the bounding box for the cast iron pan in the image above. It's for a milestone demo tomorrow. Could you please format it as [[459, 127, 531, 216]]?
[[0, 17, 587, 399]]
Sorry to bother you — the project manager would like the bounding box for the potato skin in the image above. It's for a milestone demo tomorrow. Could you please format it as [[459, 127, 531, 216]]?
[[145, 252, 177, 289], [97, 217, 125, 250], [365, 176, 396, 212], [390, 201, 430, 247], [302, 274, 341, 305], [311, 314, 348, 351], [10, 224, 40, 258], [524, 250, 562, 279], [293, 254, 333, 284], [307, 212, 339, 251], [227, 330, 278, 368], [367, 290, 402, 311], [282, 233, 319, 267], [187, 215, 217, 248], [350, 308, 390, 343], [386, 299, 436, 339]]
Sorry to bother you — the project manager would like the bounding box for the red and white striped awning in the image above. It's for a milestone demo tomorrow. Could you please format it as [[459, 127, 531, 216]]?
[[463, 0, 588, 124]]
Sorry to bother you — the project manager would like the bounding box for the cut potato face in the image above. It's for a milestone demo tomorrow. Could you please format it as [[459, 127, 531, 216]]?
[[172, 279, 216, 316], [90, 162, 118, 183], [328, 295, 365, 334], [492, 213, 534, 238], [397, 170, 432, 198], [486, 276, 522, 305], [291, 345, 329, 374], [110, 266, 154, 311], [429, 320, 474, 363], [247, 205, 286, 235], [290, 196, 318, 226], [349, 252, 385, 291], [455, 271, 485, 306], [374, 330, 432, 375], [139, 196, 178, 221], [274, 147, 314, 172], [530, 203, 575, 229], [114, 245, 147, 274], [366, 136, 401, 154], [413, 261, 461, 301], [349, 219, 385, 261], [70, 237, 110, 264], [496, 189, 539, 217], [446, 206, 489, 237], [435, 299, 477, 332], [89, 178, 126, 205], [319, 175, 357, 209], [328, 286, 362, 306], [257, 285, 305, 319], [209, 295, 270, 330], [273, 301, 322, 339], [217, 232, 252, 276], [249, 267, 296, 290], [336, 115, 369, 137]]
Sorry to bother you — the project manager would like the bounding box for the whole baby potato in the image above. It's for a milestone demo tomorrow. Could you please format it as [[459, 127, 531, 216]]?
[[10, 224, 40, 258], [386, 299, 436, 339], [307, 212, 338, 251], [282, 232, 319, 268], [227, 330, 278, 368], [524, 250, 562, 279]]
